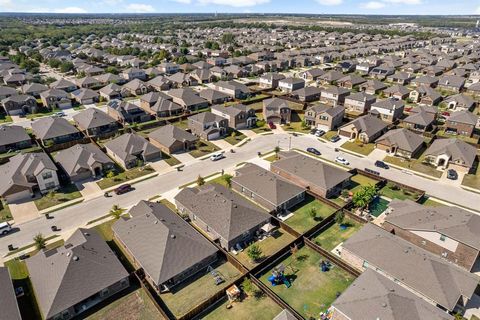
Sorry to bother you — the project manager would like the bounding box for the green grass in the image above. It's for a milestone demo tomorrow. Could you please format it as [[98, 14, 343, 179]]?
[[285, 195, 337, 233], [314, 217, 362, 251], [330, 174, 378, 206], [380, 182, 422, 201], [33, 184, 82, 211], [340, 141, 375, 156], [97, 166, 155, 190], [203, 287, 282, 320], [172, 119, 189, 130], [284, 112, 310, 134], [207, 174, 233, 188], [384, 155, 443, 179], [86, 288, 163, 320], [161, 152, 181, 166], [0, 200, 12, 222], [419, 197, 444, 207], [0, 114, 12, 123], [235, 229, 296, 270], [462, 166, 480, 190], [323, 131, 339, 141], [4, 258, 29, 280], [189, 140, 220, 158], [437, 129, 479, 144], [259, 246, 354, 318], [224, 130, 247, 145], [25, 107, 59, 119], [160, 260, 241, 318], [263, 154, 278, 162]]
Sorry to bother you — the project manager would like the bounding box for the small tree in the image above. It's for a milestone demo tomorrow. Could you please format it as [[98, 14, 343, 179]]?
[[309, 207, 317, 219], [110, 204, 124, 219], [224, 174, 233, 188], [241, 278, 254, 295], [231, 131, 237, 140], [106, 171, 115, 179], [33, 233, 46, 250], [274, 146, 280, 159], [247, 243, 262, 263], [197, 175, 205, 186], [335, 211, 345, 225]]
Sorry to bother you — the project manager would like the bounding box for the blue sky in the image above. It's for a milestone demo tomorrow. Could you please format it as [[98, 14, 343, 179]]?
[[0, 0, 479, 15]]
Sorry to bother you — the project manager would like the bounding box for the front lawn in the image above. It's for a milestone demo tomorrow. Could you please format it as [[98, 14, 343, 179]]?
[[380, 181, 422, 201], [236, 229, 296, 269], [189, 140, 220, 158], [264, 154, 278, 162], [340, 141, 375, 156], [285, 195, 337, 233], [86, 288, 163, 320], [284, 112, 310, 134], [313, 217, 362, 251], [97, 166, 156, 190], [259, 246, 354, 318], [161, 152, 181, 167], [0, 114, 12, 123], [207, 174, 233, 188], [224, 130, 247, 145], [34, 184, 82, 211], [384, 156, 443, 179], [0, 200, 12, 222], [419, 197, 444, 207], [160, 260, 241, 318], [462, 166, 480, 190]]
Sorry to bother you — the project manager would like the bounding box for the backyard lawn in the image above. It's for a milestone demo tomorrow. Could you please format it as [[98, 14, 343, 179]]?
[[224, 130, 247, 145], [86, 288, 164, 320], [259, 246, 354, 318], [340, 141, 375, 156], [203, 287, 282, 320], [330, 174, 378, 206], [97, 166, 156, 190], [236, 229, 296, 269], [285, 195, 337, 233], [33, 184, 82, 211], [0, 200, 12, 222], [189, 140, 220, 158], [380, 181, 422, 201], [313, 217, 363, 251], [384, 156, 443, 179], [160, 260, 241, 318], [172, 119, 189, 130]]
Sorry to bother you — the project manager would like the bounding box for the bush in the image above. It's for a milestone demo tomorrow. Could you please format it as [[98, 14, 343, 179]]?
[[335, 211, 345, 225], [247, 243, 262, 263]]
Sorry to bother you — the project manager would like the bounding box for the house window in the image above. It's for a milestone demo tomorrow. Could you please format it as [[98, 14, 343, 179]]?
[[42, 171, 53, 179], [100, 288, 109, 297], [45, 182, 56, 189], [439, 234, 446, 241]]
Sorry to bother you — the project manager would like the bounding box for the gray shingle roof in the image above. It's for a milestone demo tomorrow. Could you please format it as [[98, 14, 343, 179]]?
[[375, 128, 424, 153], [55, 144, 113, 176], [0, 125, 30, 146], [148, 124, 198, 148], [341, 115, 388, 138], [31, 117, 80, 140], [0, 267, 22, 320], [73, 108, 116, 130], [425, 139, 477, 168], [104, 133, 160, 164]]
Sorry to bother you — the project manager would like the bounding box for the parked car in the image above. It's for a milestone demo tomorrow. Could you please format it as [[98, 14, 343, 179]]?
[[330, 135, 341, 143], [374, 160, 389, 169], [335, 156, 349, 165], [0, 222, 12, 235], [210, 153, 225, 161], [268, 121, 276, 129], [315, 129, 325, 137], [307, 147, 321, 155], [114, 184, 133, 195], [53, 111, 66, 118], [447, 169, 458, 180], [310, 128, 317, 135]]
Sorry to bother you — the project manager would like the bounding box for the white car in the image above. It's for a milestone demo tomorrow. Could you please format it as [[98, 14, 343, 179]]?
[[210, 153, 225, 161], [335, 156, 349, 165], [0, 222, 12, 235]]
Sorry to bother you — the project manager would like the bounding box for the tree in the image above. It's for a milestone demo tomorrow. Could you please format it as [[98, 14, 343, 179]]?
[[33, 233, 46, 250], [352, 185, 378, 209], [106, 171, 115, 179], [335, 211, 345, 225], [60, 61, 74, 73], [241, 278, 254, 295], [105, 66, 119, 75], [110, 204, 124, 219], [309, 207, 317, 219], [223, 174, 233, 188], [197, 175, 205, 186], [247, 243, 262, 263], [221, 33, 235, 44], [48, 58, 61, 69], [230, 131, 237, 140]]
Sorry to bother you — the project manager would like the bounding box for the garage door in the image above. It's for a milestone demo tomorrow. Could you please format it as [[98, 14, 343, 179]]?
[[207, 132, 220, 140], [5, 190, 32, 203], [339, 130, 351, 138]]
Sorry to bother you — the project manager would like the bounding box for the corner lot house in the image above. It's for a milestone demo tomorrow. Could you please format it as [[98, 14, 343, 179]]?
[[0, 267, 22, 320], [175, 183, 271, 251], [211, 104, 257, 129], [271, 152, 352, 199], [384, 199, 480, 271], [232, 163, 305, 212], [0, 152, 59, 202], [27, 228, 129, 320], [331, 269, 453, 320], [424, 138, 477, 173], [73, 108, 119, 138], [263, 98, 291, 124], [375, 128, 424, 159], [0, 125, 32, 153], [338, 115, 389, 143], [105, 133, 161, 169], [188, 111, 228, 140], [148, 124, 198, 154], [55, 144, 114, 182], [113, 201, 218, 292], [341, 223, 479, 313], [31, 117, 83, 147]]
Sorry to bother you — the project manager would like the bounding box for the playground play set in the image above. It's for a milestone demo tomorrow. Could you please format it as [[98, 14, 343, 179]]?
[[267, 264, 291, 288]]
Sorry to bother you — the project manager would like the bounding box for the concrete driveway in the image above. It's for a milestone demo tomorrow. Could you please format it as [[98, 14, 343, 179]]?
[[9, 200, 40, 225], [75, 180, 102, 201], [149, 159, 173, 173]]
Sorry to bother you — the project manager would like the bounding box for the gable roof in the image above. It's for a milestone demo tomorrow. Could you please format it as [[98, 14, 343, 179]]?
[[55, 144, 113, 176], [0, 268, 22, 320], [375, 128, 424, 152], [341, 115, 388, 137], [425, 139, 477, 168], [148, 124, 198, 148], [0, 125, 30, 146], [73, 108, 116, 130], [31, 117, 80, 140]]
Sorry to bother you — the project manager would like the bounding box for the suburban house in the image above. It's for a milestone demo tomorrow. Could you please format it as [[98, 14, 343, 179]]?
[[338, 115, 389, 143], [0, 152, 59, 202], [424, 139, 477, 173], [106, 100, 151, 125], [318, 70, 343, 85], [73, 108, 119, 138], [445, 110, 478, 137], [167, 88, 209, 111], [211, 104, 257, 129], [148, 124, 198, 154], [199, 88, 231, 105], [259, 73, 285, 88], [337, 75, 366, 89], [98, 83, 122, 101], [384, 199, 480, 271], [0, 86, 17, 100], [358, 79, 387, 95], [412, 75, 439, 88], [0, 125, 32, 153], [121, 67, 146, 81], [55, 144, 114, 182], [320, 86, 350, 106], [213, 80, 250, 99], [1, 94, 37, 115], [113, 201, 218, 293], [122, 79, 149, 96], [383, 84, 411, 100], [40, 89, 72, 109], [437, 75, 465, 93], [343, 92, 376, 116], [341, 223, 479, 313], [139, 91, 171, 111], [291, 86, 322, 102], [271, 152, 352, 199], [386, 71, 415, 85], [402, 105, 437, 133], [231, 163, 305, 212], [370, 99, 405, 123], [278, 78, 305, 93], [410, 86, 442, 106], [49, 78, 77, 92], [300, 68, 325, 81], [375, 128, 424, 159], [444, 94, 475, 112], [188, 111, 228, 140], [175, 183, 271, 251], [105, 133, 161, 169], [70, 88, 99, 105], [31, 117, 83, 147], [147, 76, 171, 92], [331, 269, 453, 320], [263, 98, 291, 124], [304, 104, 345, 130], [0, 267, 22, 320], [27, 228, 130, 320]]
